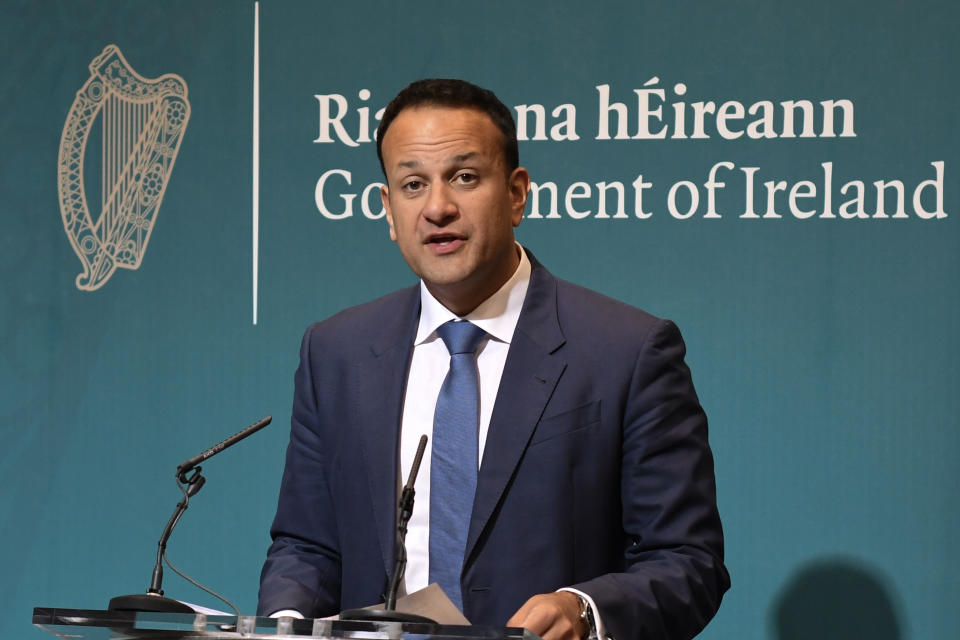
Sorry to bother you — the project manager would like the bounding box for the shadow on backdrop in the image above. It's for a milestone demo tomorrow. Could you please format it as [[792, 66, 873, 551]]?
[[771, 556, 903, 640]]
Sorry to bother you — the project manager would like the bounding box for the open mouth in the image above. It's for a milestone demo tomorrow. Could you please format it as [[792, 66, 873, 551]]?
[[426, 234, 465, 252]]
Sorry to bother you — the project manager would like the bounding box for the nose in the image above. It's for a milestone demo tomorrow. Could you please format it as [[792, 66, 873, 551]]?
[[421, 183, 458, 226]]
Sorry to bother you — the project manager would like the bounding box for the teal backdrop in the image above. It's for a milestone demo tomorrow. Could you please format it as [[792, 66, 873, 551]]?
[[2, 1, 958, 639]]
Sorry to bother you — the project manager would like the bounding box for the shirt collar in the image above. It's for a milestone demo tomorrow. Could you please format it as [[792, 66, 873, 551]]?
[[415, 244, 531, 345]]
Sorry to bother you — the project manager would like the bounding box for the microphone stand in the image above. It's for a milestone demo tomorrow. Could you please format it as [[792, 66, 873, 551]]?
[[108, 416, 272, 613], [340, 435, 434, 624], [108, 469, 204, 613], [385, 470, 415, 611]]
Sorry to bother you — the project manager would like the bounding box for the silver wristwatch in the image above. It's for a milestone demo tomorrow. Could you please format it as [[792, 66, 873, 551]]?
[[574, 593, 596, 638]]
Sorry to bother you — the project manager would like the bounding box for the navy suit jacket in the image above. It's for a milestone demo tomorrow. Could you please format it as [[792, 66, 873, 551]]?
[[258, 254, 729, 639]]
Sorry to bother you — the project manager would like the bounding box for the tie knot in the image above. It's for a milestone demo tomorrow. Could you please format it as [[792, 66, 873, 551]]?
[[436, 320, 486, 355]]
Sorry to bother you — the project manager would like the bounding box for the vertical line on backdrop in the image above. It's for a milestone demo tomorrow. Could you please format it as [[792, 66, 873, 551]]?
[[252, 1, 261, 325]]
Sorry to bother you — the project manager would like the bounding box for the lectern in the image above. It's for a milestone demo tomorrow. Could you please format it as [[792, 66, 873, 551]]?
[[33, 608, 541, 640]]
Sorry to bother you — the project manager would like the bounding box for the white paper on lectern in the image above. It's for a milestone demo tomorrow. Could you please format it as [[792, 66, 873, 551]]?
[[351, 583, 471, 625]]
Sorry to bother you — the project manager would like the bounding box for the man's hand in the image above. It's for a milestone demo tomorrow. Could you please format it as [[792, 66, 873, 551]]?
[[506, 591, 588, 640]]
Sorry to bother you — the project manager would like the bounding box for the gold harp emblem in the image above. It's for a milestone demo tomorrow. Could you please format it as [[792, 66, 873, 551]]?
[[58, 45, 190, 291]]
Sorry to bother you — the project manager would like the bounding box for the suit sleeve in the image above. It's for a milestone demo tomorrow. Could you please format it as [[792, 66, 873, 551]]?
[[573, 319, 730, 640], [257, 326, 342, 617]]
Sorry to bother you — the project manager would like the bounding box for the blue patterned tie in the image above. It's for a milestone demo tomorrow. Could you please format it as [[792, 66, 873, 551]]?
[[429, 320, 487, 612]]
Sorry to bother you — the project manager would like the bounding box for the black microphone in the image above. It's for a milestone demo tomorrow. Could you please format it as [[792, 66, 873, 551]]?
[[177, 415, 272, 479], [340, 434, 434, 624], [109, 415, 272, 614], [386, 434, 428, 610]]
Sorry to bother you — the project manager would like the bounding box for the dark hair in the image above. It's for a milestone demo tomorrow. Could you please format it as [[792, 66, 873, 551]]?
[[376, 78, 519, 177]]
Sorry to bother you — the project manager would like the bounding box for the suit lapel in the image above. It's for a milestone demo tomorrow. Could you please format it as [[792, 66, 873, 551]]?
[[354, 287, 420, 578], [465, 256, 567, 564]]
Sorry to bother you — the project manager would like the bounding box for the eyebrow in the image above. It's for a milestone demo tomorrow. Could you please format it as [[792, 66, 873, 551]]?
[[450, 152, 479, 164], [395, 151, 481, 170]]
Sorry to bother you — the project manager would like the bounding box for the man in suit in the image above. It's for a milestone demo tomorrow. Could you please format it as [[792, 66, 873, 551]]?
[[258, 79, 729, 640]]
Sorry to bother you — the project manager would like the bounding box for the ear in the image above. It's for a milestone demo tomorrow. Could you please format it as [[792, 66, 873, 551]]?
[[382, 184, 397, 241], [507, 166, 530, 227]]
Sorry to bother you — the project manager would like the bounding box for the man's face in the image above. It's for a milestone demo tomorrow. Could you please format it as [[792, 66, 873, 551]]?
[[380, 106, 529, 315]]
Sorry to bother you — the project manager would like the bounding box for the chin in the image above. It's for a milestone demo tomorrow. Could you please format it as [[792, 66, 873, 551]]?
[[422, 271, 471, 289], [418, 258, 473, 283]]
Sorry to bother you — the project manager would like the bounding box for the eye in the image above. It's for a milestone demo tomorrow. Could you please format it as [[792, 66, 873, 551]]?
[[401, 179, 424, 194], [453, 172, 478, 186]]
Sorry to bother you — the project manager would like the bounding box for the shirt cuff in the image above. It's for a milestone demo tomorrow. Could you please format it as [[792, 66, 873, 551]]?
[[557, 587, 608, 639]]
